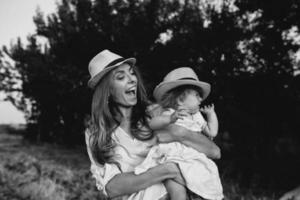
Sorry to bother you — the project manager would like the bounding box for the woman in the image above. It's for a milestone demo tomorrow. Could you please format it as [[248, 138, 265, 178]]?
[[85, 49, 221, 199]]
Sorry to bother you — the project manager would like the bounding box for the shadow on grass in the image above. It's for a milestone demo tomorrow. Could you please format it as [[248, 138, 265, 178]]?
[[0, 124, 106, 200]]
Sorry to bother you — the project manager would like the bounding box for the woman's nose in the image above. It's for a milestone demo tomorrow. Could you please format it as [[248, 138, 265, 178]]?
[[128, 74, 137, 83]]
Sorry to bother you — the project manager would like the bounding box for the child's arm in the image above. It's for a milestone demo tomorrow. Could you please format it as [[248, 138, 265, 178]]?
[[149, 109, 187, 130], [201, 104, 219, 138]]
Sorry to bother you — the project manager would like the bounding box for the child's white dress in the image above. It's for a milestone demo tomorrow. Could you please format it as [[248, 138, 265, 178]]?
[[134, 109, 224, 200]]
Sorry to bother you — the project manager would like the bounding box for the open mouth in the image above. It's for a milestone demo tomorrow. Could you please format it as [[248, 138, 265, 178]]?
[[125, 87, 137, 96]]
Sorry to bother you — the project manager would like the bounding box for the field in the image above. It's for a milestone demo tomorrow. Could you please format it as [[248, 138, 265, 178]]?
[[0, 125, 104, 200], [0, 125, 280, 200]]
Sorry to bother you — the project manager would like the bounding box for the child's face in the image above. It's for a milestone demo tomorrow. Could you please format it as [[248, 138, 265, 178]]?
[[178, 89, 202, 113]]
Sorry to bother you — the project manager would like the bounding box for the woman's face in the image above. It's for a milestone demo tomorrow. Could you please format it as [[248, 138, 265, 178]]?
[[110, 63, 138, 107]]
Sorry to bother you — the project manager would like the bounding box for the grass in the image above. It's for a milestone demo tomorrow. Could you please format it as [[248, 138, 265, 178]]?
[[0, 124, 280, 200], [0, 125, 105, 200]]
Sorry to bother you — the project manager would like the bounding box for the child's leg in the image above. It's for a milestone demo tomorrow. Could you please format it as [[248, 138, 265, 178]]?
[[164, 179, 188, 200]]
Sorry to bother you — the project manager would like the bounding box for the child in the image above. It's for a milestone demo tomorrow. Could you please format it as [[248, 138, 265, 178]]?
[[135, 67, 223, 200]]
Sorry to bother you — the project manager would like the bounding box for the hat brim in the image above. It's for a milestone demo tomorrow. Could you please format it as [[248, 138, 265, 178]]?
[[153, 80, 211, 102], [88, 57, 136, 88]]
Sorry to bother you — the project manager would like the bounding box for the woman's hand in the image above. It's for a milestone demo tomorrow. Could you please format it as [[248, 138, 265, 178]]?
[[169, 106, 189, 123]]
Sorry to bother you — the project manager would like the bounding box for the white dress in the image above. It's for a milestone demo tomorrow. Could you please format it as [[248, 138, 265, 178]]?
[[134, 109, 224, 200], [85, 127, 168, 200]]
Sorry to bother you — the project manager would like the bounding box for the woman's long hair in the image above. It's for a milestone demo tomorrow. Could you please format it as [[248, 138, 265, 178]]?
[[88, 65, 152, 165]]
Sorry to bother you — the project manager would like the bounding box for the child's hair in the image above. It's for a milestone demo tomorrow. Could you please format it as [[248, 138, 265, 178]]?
[[159, 85, 203, 109]]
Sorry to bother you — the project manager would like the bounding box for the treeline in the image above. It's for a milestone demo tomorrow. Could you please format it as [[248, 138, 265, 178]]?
[[0, 0, 300, 190]]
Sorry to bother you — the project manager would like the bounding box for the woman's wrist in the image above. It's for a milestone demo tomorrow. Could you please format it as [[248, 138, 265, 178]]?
[[150, 162, 178, 179]]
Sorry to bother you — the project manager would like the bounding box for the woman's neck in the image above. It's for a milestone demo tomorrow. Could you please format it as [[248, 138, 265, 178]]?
[[118, 106, 133, 130]]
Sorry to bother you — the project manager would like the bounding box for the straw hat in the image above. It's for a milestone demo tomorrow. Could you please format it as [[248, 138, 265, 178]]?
[[153, 67, 211, 101], [88, 49, 136, 88]]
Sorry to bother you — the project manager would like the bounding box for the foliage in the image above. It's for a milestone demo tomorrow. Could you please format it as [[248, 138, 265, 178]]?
[[0, 0, 300, 190]]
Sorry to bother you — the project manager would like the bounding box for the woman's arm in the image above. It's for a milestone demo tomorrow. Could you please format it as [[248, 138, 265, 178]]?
[[105, 162, 182, 198], [155, 124, 221, 159]]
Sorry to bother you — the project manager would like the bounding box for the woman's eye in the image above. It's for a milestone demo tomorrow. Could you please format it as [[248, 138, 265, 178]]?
[[116, 75, 124, 80]]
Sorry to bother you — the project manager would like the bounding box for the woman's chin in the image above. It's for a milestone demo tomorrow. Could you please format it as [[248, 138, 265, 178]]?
[[118, 100, 137, 108]]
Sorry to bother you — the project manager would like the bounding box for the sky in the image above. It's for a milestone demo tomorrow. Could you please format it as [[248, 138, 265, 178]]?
[[0, 0, 57, 47], [0, 101, 26, 124], [0, 0, 57, 124]]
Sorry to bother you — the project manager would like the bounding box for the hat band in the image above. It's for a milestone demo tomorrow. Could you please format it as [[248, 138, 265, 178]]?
[[104, 58, 126, 69], [178, 77, 198, 81]]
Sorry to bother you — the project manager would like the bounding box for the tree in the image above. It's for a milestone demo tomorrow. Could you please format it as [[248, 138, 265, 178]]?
[[1, 0, 300, 189]]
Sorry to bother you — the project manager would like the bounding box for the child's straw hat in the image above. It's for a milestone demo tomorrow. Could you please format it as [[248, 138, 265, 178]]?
[[153, 67, 211, 101]]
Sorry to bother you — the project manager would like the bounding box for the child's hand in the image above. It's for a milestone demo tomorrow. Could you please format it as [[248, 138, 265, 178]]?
[[200, 104, 215, 116], [170, 107, 189, 123]]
